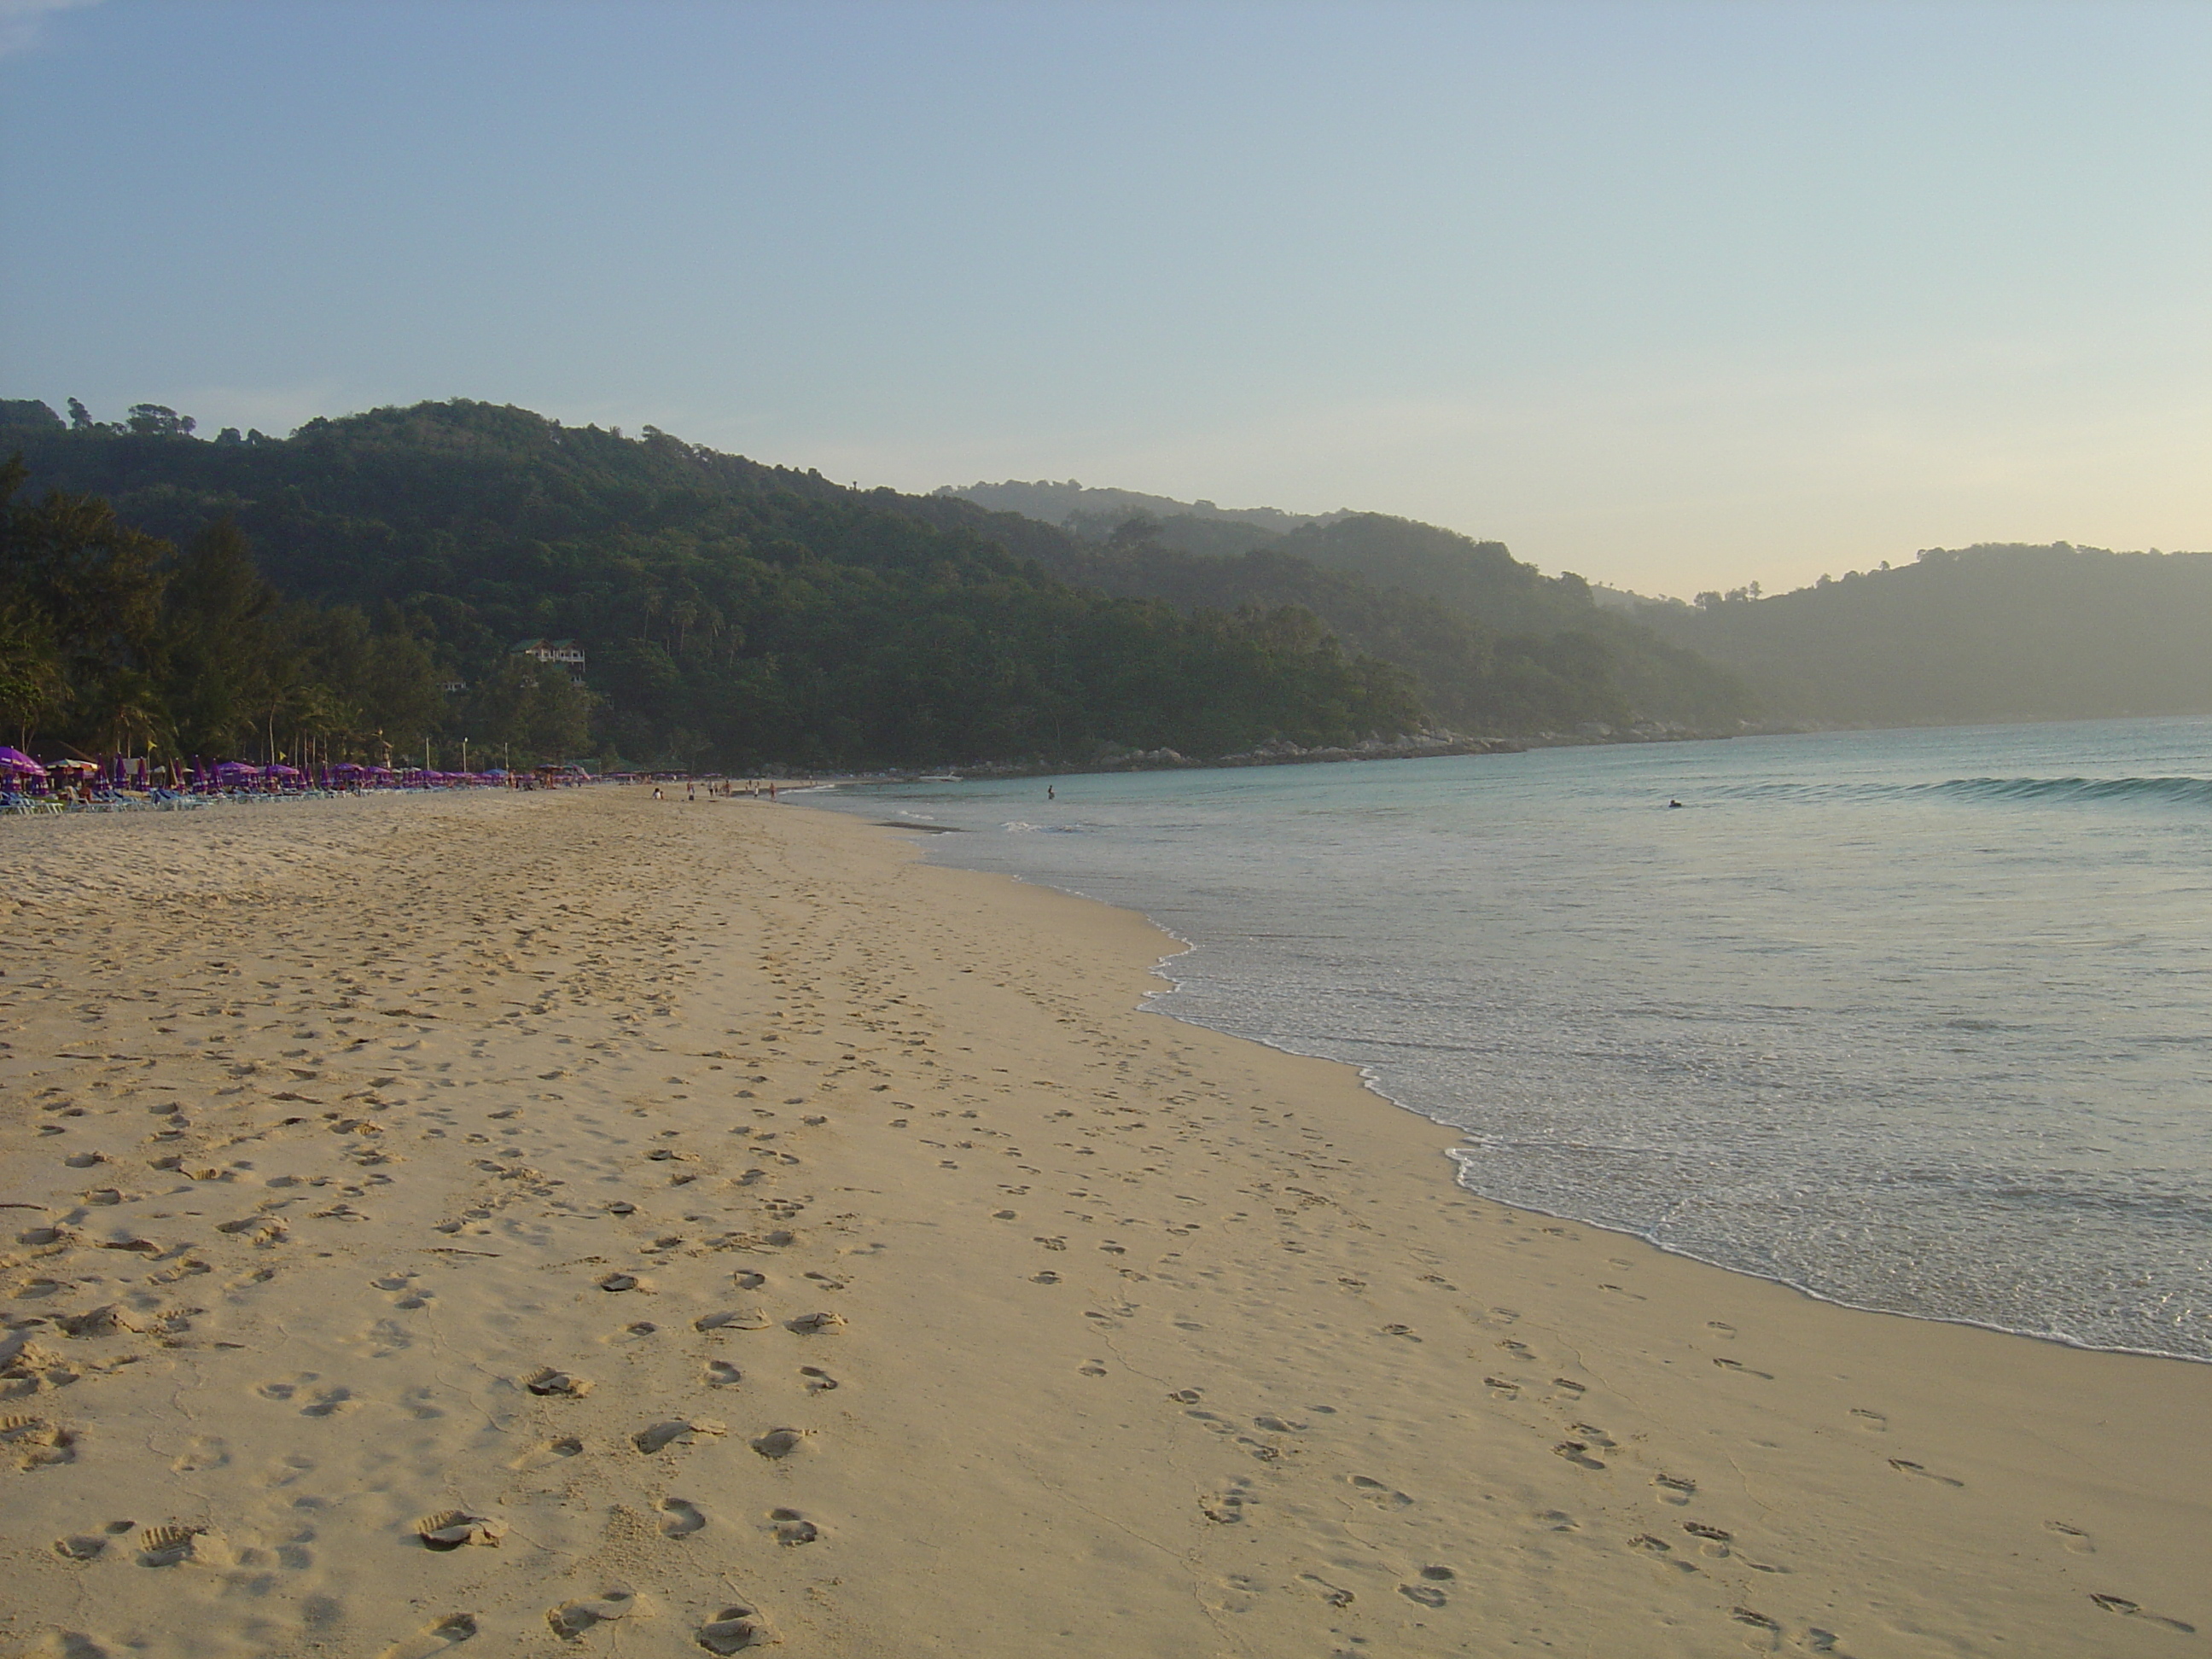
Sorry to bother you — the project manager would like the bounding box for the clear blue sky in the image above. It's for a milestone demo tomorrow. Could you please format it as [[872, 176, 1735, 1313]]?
[[4, 0, 2207, 595]]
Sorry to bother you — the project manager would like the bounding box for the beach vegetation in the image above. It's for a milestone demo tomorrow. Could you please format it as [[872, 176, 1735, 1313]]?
[[931, 489, 1758, 734], [0, 457, 453, 765], [2, 401, 1422, 769]]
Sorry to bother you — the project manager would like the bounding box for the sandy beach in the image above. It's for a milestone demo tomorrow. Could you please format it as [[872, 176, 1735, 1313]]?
[[1, 786, 2206, 1658]]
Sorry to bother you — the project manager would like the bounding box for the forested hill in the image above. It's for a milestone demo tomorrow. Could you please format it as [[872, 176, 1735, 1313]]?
[[935, 486, 1754, 734], [1630, 544, 2212, 726], [0, 398, 1420, 770], [940, 478, 1347, 539]]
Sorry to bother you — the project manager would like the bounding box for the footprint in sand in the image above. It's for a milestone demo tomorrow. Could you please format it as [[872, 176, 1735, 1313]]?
[[656, 1499, 706, 1537], [260, 1459, 314, 1504], [362, 1318, 414, 1357], [704, 1360, 743, 1387], [695, 1310, 770, 1332], [54, 1534, 108, 1561], [379, 1613, 478, 1658], [300, 1385, 357, 1418], [1201, 1487, 1255, 1524], [170, 1435, 230, 1472], [1652, 1473, 1697, 1505], [696, 1604, 769, 1654], [1850, 1408, 1887, 1431], [634, 1419, 725, 1454], [4, 1416, 78, 1470], [509, 1436, 584, 1470], [1553, 1440, 1606, 1470], [2090, 1594, 2197, 1633], [800, 1366, 838, 1394], [750, 1427, 808, 1459], [415, 1511, 509, 1550], [526, 1369, 594, 1398], [1888, 1458, 1965, 1488], [2044, 1520, 2094, 1554], [1712, 1357, 1773, 1379], [1348, 1475, 1413, 1509], [547, 1586, 637, 1639], [769, 1508, 819, 1545], [136, 1526, 203, 1568], [1299, 1573, 1355, 1608], [1730, 1605, 1783, 1647]]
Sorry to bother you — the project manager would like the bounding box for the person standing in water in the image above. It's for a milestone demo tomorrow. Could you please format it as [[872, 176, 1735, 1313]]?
[[1047, 784, 1055, 800]]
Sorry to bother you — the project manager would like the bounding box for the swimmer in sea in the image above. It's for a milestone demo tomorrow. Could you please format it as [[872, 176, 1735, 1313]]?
[[1668, 798, 1683, 808]]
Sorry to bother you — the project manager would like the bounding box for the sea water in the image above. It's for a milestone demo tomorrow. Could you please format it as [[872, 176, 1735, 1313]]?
[[806, 717, 2212, 1361]]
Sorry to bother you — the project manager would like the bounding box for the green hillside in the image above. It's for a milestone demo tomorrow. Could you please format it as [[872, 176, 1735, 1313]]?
[[941, 478, 1341, 538], [937, 486, 1755, 735], [1633, 544, 2212, 725], [0, 399, 1420, 769]]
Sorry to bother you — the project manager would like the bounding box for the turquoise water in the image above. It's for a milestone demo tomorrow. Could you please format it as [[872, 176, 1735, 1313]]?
[[807, 718, 2212, 1360]]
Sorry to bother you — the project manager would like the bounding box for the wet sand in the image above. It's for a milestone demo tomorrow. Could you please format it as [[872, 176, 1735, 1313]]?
[[1, 787, 2206, 1657]]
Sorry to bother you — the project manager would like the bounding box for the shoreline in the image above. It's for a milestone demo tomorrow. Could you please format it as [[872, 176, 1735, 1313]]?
[[3, 789, 2206, 1656], [870, 810, 2212, 1373]]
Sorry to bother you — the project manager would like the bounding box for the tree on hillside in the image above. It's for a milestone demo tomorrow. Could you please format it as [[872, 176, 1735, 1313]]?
[[461, 656, 594, 765], [126, 404, 196, 439], [0, 457, 170, 749], [0, 598, 65, 746], [162, 515, 283, 755]]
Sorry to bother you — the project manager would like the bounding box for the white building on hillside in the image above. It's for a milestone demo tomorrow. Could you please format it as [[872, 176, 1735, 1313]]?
[[513, 638, 586, 685]]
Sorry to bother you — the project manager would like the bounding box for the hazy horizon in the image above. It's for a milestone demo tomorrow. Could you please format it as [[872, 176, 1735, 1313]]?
[[4, 0, 2208, 597]]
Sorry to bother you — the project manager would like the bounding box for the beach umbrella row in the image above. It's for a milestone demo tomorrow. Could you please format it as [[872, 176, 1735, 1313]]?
[[2, 750, 596, 796]]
